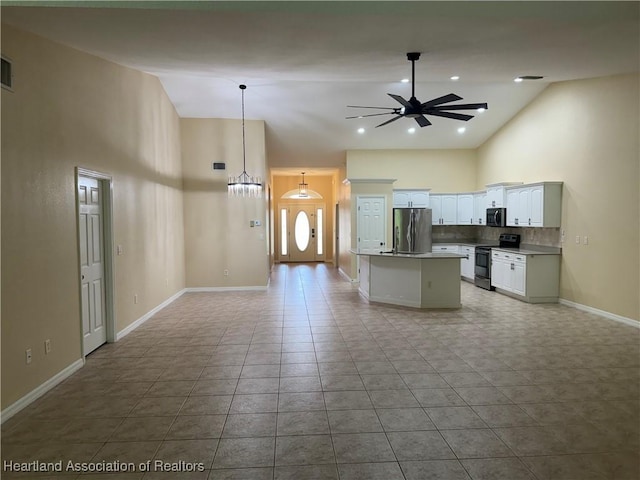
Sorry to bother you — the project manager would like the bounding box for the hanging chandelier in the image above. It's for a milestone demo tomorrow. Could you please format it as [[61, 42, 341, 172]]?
[[298, 172, 309, 198], [228, 84, 262, 198]]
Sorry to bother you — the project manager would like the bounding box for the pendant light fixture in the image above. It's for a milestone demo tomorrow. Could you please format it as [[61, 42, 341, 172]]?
[[298, 172, 309, 198], [228, 84, 262, 198]]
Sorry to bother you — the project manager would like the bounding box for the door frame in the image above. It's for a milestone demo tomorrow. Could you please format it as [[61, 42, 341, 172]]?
[[279, 202, 326, 263], [75, 167, 116, 353], [355, 195, 387, 282], [355, 195, 387, 253]]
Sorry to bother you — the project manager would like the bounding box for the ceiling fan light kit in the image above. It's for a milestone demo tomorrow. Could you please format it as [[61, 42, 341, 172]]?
[[347, 52, 488, 129]]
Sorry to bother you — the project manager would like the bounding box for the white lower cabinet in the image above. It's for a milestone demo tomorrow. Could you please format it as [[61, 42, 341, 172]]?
[[459, 245, 475, 281], [491, 249, 560, 303], [432, 245, 459, 253]]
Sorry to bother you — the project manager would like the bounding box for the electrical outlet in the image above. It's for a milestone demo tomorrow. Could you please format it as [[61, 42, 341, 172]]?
[[117, 245, 123, 255], [583, 236, 589, 245], [26, 348, 32, 364], [134, 294, 138, 304], [575, 236, 580, 244], [223, 269, 229, 276], [45, 339, 51, 354]]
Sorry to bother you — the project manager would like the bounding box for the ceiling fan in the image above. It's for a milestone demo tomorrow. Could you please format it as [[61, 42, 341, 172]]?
[[347, 52, 488, 128]]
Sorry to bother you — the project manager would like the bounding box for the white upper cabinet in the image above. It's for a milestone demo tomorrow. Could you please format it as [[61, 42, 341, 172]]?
[[485, 182, 522, 208], [456, 194, 474, 225], [505, 182, 562, 228], [473, 191, 487, 225], [430, 194, 457, 225], [392, 190, 430, 208]]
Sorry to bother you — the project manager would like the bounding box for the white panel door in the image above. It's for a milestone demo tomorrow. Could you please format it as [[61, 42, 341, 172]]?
[[357, 196, 386, 253], [78, 176, 107, 355]]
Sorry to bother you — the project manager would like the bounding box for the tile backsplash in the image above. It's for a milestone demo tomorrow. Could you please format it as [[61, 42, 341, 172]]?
[[433, 226, 561, 247]]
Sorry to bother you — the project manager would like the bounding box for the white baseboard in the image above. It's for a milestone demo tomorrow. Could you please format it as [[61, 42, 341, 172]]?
[[185, 286, 268, 292], [1, 358, 85, 424], [338, 267, 358, 284], [116, 288, 187, 340], [559, 298, 640, 329]]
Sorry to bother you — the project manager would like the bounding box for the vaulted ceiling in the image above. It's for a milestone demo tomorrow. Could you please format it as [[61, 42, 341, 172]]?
[[3, 1, 639, 173]]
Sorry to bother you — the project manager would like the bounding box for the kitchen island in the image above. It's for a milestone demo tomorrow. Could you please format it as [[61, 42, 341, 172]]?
[[356, 251, 464, 309]]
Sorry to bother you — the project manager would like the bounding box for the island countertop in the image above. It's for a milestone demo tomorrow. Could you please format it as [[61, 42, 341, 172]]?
[[352, 250, 465, 259], [355, 251, 462, 309]]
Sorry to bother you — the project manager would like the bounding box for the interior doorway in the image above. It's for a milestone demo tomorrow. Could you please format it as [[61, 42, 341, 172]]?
[[76, 168, 115, 356]]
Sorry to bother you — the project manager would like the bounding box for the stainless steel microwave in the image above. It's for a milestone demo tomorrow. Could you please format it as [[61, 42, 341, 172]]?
[[486, 207, 507, 227]]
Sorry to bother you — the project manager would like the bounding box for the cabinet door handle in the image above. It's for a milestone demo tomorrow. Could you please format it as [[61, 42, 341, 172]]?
[[511, 263, 515, 270]]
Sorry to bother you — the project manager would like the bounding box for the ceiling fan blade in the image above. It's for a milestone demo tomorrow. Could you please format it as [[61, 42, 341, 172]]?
[[346, 112, 394, 119], [415, 115, 432, 127], [427, 111, 474, 121], [347, 105, 398, 110], [430, 103, 488, 111], [421, 93, 463, 108], [375, 115, 403, 128], [388, 93, 411, 107]]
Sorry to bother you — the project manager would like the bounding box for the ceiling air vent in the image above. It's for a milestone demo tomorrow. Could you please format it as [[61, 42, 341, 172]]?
[[1, 56, 13, 90]]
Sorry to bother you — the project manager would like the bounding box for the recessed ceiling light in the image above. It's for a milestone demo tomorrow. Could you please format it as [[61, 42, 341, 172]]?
[[514, 77, 524, 83], [357, 127, 365, 134], [450, 75, 460, 81], [476, 107, 486, 113], [457, 127, 466, 134], [408, 127, 416, 134], [401, 78, 410, 83]]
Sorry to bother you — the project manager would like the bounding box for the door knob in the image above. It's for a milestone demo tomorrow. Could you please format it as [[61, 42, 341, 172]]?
[[82, 275, 85, 280]]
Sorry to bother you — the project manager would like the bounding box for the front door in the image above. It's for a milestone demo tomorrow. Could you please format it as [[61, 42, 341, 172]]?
[[78, 176, 107, 355], [289, 205, 317, 262]]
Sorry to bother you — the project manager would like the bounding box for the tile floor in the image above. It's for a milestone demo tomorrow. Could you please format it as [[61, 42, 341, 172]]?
[[2, 263, 639, 479]]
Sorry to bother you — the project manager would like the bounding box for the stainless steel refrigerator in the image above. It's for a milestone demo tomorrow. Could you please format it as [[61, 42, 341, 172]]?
[[393, 208, 433, 254]]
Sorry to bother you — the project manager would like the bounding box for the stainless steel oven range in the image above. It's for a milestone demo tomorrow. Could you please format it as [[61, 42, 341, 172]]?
[[474, 233, 521, 290]]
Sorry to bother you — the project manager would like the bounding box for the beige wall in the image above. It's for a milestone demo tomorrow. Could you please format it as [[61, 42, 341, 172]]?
[[272, 175, 335, 263], [337, 166, 352, 278], [1, 25, 186, 408], [477, 74, 639, 320], [341, 149, 478, 279], [181, 118, 269, 288], [347, 149, 478, 192]]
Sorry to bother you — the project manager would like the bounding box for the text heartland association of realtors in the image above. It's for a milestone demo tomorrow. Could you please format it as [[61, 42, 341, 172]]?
[[3, 460, 205, 473]]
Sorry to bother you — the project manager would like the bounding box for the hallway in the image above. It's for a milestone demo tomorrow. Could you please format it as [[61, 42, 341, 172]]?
[[2, 263, 639, 479]]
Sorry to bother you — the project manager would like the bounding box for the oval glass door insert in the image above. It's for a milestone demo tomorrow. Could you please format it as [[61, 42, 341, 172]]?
[[294, 211, 311, 251]]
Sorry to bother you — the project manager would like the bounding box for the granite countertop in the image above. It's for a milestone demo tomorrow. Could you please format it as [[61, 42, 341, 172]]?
[[493, 244, 562, 255], [353, 250, 465, 259], [432, 240, 561, 255]]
